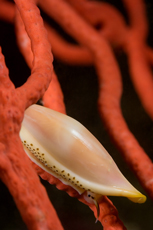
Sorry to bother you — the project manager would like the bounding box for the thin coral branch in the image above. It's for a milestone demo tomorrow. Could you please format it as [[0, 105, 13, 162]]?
[[0, 0, 15, 23], [15, 10, 66, 114], [65, 0, 127, 46], [125, 31, 153, 120], [122, 0, 148, 39], [15, 0, 53, 108], [45, 23, 93, 65], [42, 71, 66, 113]]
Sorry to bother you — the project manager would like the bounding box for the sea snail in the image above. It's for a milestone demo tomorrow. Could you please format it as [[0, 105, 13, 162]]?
[[19, 104, 146, 220]]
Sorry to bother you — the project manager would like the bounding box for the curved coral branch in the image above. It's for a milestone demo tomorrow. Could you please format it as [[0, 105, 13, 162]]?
[[122, 0, 148, 39], [42, 71, 66, 113], [15, 0, 53, 108], [15, 9, 66, 114], [125, 32, 153, 120], [0, 0, 14, 22], [44, 23, 93, 65], [64, 0, 153, 119]]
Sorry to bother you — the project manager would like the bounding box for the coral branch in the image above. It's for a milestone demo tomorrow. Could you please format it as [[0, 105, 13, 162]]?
[[0, 48, 63, 230], [122, 0, 148, 39], [45, 23, 93, 65], [15, 0, 53, 108], [93, 197, 127, 230], [0, 0, 15, 23], [15, 10, 66, 113], [65, 0, 127, 46], [64, 0, 153, 120], [42, 71, 66, 113], [125, 32, 153, 120]]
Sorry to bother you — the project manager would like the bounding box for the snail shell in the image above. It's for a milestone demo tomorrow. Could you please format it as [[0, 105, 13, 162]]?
[[20, 104, 146, 211]]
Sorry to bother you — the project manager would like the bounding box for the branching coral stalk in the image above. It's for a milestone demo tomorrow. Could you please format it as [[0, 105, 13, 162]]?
[[15, 8, 66, 115], [15, 1, 53, 108], [0, 0, 64, 229], [65, 0, 153, 119]]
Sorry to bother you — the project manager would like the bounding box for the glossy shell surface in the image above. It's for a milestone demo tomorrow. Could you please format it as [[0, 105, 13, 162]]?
[[20, 105, 146, 203]]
